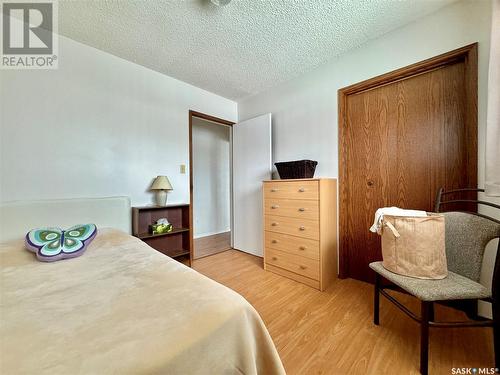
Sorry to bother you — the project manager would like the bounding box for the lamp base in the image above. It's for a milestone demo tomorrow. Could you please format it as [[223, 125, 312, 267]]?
[[155, 190, 168, 206]]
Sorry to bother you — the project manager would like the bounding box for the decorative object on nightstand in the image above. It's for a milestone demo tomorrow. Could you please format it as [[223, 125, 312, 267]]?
[[150, 176, 173, 206], [263, 178, 337, 291], [149, 218, 173, 235], [132, 204, 191, 265]]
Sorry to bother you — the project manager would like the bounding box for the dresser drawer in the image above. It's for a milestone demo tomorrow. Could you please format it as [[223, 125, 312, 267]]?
[[266, 248, 319, 280], [265, 231, 319, 260], [264, 215, 319, 240], [265, 264, 320, 289], [264, 199, 319, 220], [263, 180, 319, 200]]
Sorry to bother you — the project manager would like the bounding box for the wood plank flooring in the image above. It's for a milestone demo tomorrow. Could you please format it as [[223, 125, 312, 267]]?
[[192, 250, 494, 375], [193, 231, 231, 259]]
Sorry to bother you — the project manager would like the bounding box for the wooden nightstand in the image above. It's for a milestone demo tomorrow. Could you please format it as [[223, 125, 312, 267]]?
[[132, 204, 191, 266]]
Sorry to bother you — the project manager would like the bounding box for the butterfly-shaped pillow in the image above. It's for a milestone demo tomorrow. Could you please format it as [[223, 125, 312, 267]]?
[[25, 224, 97, 262]]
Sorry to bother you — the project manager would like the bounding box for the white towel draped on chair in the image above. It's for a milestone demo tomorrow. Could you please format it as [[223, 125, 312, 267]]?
[[369, 206, 427, 234]]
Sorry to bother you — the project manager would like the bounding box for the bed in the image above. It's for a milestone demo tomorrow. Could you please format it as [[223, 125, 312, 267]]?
[[0, 197, 285, 374]]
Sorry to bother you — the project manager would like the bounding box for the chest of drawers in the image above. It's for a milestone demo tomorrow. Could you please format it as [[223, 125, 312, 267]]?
[[263, 178, 337, 291]]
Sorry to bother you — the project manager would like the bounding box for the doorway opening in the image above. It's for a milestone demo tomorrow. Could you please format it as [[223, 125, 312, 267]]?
[[189, 111, 235, 260]]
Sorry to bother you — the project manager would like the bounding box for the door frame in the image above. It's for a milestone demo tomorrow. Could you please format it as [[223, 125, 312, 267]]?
[[188, 110, 235, 261], [337, 43, 478, 279]]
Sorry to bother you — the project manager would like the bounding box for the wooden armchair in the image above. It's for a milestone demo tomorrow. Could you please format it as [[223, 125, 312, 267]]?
[[369, 188, 500, 375]]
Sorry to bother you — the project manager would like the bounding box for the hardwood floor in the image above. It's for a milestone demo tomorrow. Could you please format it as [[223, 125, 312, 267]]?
[[193, 231, 231, 259], [193, 250, 494, 375]]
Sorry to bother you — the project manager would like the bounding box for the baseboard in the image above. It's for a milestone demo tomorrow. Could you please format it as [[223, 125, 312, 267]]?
[[193, 230, 230, 239]]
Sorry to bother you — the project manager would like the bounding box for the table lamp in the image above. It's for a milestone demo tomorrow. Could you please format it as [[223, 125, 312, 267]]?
[[150, 176, 173, 206]]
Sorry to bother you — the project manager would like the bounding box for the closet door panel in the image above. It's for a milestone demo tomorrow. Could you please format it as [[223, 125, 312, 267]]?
[[339, 46, 477, 282], [343, 83, 399, 282]]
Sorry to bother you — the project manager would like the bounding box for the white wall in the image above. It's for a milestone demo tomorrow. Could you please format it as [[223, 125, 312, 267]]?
[[192, 118, 231, 238], [238, 0, 492, 184], [238, 0, 497, 316], [0, 35, 237, 206]]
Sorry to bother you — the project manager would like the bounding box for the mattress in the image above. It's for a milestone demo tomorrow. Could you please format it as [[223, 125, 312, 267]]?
[[0, 228, 285, 374]]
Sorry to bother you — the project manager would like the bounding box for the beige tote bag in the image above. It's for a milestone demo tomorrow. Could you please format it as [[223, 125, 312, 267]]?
[[381, 213, 447, 279]]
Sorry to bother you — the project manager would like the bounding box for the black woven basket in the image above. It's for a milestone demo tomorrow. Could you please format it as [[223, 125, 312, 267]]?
[[274, 160, 318, 179]]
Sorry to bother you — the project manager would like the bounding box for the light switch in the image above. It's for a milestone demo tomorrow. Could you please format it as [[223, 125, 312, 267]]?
[[180, 164, 186, 174]]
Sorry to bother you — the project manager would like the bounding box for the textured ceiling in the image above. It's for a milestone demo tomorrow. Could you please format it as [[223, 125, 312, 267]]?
[[59, 0, 456, 100]]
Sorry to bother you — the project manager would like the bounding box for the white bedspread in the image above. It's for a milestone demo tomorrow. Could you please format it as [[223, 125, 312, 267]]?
[[0, 229, 285, 374]]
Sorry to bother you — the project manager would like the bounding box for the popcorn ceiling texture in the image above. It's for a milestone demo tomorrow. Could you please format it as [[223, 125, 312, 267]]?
[[59, 0, 456, 100]]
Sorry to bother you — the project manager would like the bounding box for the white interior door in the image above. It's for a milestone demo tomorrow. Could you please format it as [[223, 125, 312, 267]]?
[[232, 113, 272, 256]]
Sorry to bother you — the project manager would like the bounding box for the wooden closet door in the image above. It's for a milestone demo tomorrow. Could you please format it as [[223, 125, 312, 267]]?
[[339, 45, 477, 283]]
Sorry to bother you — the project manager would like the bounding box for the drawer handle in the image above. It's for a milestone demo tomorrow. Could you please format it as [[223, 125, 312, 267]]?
[[298, 187, 305, 192], [272, 222, 279, 226], [299, 265, 307, 270], [271, 205, 279, 209], [298, 208, 305, 212], [272, 256, 277, 261], [271, 240, 278, 244], [299, 246, 306, 250], [271, 188, 279, 192], [299, 226, 306, 231]]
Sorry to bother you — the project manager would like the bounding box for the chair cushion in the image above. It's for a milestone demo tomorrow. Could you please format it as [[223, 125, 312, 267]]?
[[369, 261, 491, 301]]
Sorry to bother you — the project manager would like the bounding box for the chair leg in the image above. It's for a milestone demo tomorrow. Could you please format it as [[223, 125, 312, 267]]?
[[493, 299, 499, 371], [428, 302, 434, 322], [374, 273, 380, 325], [420, 301, 430, 375]]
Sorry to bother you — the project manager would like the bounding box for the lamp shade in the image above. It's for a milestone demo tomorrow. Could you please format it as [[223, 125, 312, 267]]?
[[150, 176, 173, 190]]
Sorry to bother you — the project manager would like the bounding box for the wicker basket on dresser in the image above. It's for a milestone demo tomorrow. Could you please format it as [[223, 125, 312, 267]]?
[[263, 178, 337, 291]]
